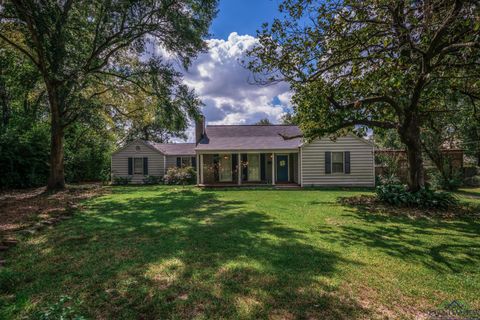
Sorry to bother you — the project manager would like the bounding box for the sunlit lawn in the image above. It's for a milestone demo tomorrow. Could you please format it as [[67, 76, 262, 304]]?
[[1, 186, 479, 319]]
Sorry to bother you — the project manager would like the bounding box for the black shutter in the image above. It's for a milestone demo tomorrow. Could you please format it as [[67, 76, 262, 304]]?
[[191, 156, 197, 169], [176, 157, 181, 168], [325, 152, 331, 174], [143, 157, 148, 175], [128, 158, 133, 175], [232, 153, 237, 181], [260, 154, 266, 181], [344, 151, 351, 174], [241, 154, 248, 181]]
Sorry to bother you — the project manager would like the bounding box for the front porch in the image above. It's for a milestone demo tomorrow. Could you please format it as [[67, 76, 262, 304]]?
[[197, 152, 299, 186]]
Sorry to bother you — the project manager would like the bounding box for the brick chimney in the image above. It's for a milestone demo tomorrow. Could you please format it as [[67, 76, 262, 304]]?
[[195, 115, 205, 144]]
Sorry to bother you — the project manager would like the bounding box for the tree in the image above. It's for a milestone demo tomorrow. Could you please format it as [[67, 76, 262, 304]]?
[[255, 118, 272, 125], [281, 111, 296, 125], [248, 0, 480, 191], [0, 0, 217, 189], [458, 92, 480, 166]]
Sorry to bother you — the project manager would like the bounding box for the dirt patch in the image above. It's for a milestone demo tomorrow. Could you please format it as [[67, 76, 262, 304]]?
[[339, 195, 479, 219], [0, 183, 108, 239]]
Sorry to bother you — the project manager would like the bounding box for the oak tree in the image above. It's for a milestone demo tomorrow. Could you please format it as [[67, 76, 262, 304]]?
[[0, 0, 217, 189], [248, 0, 480, 191]]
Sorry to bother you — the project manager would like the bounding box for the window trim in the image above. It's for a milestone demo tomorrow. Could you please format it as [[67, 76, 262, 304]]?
[[133, 157, 144, 174], [331, 151, 345, 174]]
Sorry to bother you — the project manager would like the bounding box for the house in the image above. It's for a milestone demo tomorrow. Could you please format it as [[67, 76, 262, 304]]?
[[111, 141, 196, 184], [111, 117, 375, 187]]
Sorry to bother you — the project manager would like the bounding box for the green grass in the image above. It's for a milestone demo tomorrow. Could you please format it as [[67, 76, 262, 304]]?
[[1, 186, 479, 319]]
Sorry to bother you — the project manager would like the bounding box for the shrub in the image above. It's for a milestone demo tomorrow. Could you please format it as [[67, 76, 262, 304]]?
[[426, 168, 463, 191], [464, 175, 480, 187], [376, 183, 458, 209], [377, 174, 401, 186], [143, 175, 163, 185], [163, 166, 196, 185], [112, 176, 132, 185]]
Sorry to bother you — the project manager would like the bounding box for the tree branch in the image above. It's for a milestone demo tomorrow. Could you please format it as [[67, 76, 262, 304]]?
[[0, 33, 40, 68], [278, 119, 398, 140]]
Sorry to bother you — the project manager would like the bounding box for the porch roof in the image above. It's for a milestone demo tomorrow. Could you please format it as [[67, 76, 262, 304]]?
[[196, 125, 302, 151]]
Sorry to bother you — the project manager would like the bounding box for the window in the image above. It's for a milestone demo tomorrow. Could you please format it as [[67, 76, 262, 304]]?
[[219, 154, 232, 181], [134, 157, 143, 174], [177, 156, 191, 167], [247, 154, 260, 181], [331, 152, 344, 173], [181, 157, 191, 167]]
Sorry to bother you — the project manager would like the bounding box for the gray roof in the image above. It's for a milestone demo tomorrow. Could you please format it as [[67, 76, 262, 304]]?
[[146, 142, 196, 155], [196, 125, 302, 151]]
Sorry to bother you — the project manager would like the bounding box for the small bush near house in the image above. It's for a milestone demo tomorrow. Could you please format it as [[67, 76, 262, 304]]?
[[376, 183, 458, 210], [163, 166, 196, 185], [143, 175, 163, 185], [112, 176, 132, 185]]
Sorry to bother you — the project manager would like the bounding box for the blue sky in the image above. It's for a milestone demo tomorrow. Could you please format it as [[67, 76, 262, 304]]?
[[209, 0, 282, 39], [170, 1, 291, 140]]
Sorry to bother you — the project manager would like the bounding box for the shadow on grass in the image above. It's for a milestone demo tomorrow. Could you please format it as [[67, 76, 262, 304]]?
[[318, 202, 480, 274], [9, 187, 369, 319], [455, 188, 480, 199]]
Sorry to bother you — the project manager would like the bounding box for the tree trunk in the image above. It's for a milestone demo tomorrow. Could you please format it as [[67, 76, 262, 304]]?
[[0, 80, 9, 127], [399, 117, 425, 192], [46, 85, 66, 190]]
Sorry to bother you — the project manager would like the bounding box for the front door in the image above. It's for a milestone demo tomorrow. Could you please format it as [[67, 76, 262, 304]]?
[[276, 155, 289, 182]]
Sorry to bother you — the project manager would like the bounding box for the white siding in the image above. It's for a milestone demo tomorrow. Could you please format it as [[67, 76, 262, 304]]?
[[111, 141, 165, 184], [301, 135, 374, 187]]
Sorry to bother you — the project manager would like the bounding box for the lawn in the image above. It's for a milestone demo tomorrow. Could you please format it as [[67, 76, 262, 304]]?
[[1, 186, 479, 319]]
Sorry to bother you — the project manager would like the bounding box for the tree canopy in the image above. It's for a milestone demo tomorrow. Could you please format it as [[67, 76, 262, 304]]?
[[0, 0, 218, 189], [248, 0, 480, 191]]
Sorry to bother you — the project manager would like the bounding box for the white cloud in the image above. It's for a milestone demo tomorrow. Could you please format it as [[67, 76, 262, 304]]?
[[171, 32, 293, 142]]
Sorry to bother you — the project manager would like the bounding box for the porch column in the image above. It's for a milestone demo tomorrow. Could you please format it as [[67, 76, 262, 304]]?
[[196, 154, 200, 185], [237, 153, 241, 185], [200, 154, 204, 185], [272, 152, 275, 185]]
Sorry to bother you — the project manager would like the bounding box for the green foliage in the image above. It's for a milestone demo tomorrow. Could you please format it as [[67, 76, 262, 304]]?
[[112, 176, 131, 185], [255, 118, 272, 125], [376, 184, 458, 210], [0, 115, 115, 188], [427, 168, 463, 191], [1, 0, 218, 188], [143, 175, 163, 185], [37, 295, 85, 320], [281, 112, 297, 125], [64, 123, 114, 183], [247, 0, 480, 191], [464, 175, 480, 187], [163, 166, 196, 185], [0, 121, 50, 188]]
